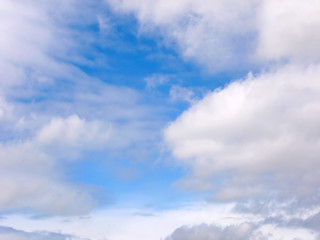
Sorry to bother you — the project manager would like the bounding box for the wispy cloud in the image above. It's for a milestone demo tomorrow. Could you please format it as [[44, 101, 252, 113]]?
[[0, 225, 88, 240], [0, 0, 163, 216]]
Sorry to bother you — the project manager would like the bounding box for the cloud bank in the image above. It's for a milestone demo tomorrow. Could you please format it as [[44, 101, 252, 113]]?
[[0, 225, 87, 240]]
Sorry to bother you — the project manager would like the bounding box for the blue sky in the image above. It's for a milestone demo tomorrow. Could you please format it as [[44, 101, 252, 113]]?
[[1, 0, 320, 239]]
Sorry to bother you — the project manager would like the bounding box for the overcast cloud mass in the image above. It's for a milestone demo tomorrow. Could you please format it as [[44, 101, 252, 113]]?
[[1, 0, 320, 239]]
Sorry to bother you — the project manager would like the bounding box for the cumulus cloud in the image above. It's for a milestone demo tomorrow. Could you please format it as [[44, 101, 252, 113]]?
[[36, 115, 112, 159], [165, 64, 320, 203]]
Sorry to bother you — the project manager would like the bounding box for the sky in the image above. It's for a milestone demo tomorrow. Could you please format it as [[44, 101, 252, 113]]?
[[1, 0, 320, 239]]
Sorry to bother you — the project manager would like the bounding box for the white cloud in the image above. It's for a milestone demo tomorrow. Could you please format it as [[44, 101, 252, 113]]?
[[0, 97, 13, 119], [0, 113, 127, 215], [145, 74, 172, 88], [0, 139, 96, 216], [257, 0, 320, 62], [36, 115, 112, 159], [106, 0, 258, 72], [170, 85, 195, 103], [2, 202, 319, 240], [97, 15, 111, 34], [0, 203, 252, 240], [165, 64, 320, 203], [106, 0, 320, 71], [0, 0, 163, 216]]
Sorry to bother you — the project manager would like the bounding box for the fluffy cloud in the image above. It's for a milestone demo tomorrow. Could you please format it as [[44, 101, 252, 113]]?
[[257, 0, 320, 62], [0, 115, 112, 215], [36, 115, 111, 159], [165, 64, 320, 203]]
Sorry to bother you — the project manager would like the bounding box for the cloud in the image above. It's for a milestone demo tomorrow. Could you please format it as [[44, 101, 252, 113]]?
[[145, 74, 172, 88], [257, 0, 320, 62], [0, 0, 162, 216], [170, 85, 195, 103], [105, 0, 320, 71], [105, 0, 258, 72], [0, 139, 97, 216], [0, 0, 90, 89], [0, 225, 88, 240], [165, 223, 258, 240], [36, 115, 112, 159], [0, 0, 112, 216], [165, 64, 320, 204], [0, 97, 13, 119], [165, 222, 319, 240], [3, 201, 319, 240]]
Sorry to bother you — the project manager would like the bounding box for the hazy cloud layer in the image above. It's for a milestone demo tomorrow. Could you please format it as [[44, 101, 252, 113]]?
[[165, 222, 320, 240], [0, 225, 87, 240]]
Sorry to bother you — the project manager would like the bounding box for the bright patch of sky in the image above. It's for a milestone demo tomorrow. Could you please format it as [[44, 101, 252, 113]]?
[[1, 0, 320, 239]]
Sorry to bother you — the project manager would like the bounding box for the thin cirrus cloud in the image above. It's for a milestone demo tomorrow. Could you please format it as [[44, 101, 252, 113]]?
[[0, 225, 88, 240]]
